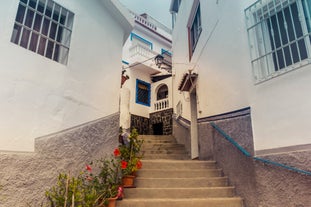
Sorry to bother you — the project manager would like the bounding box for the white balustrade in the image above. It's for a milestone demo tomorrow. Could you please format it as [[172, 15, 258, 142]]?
[[129, 44, 157, 59], [154, 98, 169, 112]]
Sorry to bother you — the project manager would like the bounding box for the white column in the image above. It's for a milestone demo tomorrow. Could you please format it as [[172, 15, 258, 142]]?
[[119, 87, 131, 129], [190, 91, 199, 159]]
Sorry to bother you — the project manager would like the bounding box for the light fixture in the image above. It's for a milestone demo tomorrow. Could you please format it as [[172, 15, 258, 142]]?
[[154, 54, 164, 68]]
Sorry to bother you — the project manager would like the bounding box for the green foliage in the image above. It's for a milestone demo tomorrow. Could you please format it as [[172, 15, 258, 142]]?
[[92, 157, 122, 199], [118, 128, 144, 175], [45, 156, 122, 207], [45, 173, 97, 207], [43, 129, 141, 206]]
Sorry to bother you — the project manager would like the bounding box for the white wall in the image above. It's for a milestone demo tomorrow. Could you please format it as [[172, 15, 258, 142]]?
[[172, 0, 311, 151], [172, 0, 253, 120], [123, 68, 151, 118], [0, 0, 129, 151]]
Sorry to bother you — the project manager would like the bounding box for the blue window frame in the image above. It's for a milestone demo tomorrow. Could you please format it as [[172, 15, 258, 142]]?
[[161, 48, 172, 56], [130, 33, 153, 50], [122, 60, 129, 65], [136, 79, 151, 106]]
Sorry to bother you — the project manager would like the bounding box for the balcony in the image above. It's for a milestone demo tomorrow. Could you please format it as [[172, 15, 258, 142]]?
[[128, 44, 163, 75], [153, 98, 169, 112]]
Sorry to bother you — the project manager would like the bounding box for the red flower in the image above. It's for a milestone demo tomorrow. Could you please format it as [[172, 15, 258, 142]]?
[[136, 160, 142, 169], [86, 164, 92, 172], [121, 160, 128, 169], [114, 148, 121, 157]]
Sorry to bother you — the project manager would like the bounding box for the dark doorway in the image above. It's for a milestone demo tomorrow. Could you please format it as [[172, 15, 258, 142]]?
[[153, 123, 163, 135]]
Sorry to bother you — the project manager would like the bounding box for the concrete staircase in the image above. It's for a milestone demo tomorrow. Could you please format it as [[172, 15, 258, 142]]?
[[118, 135, 244, 207]]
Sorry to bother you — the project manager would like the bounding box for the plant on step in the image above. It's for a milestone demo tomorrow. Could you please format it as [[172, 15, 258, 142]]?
[[45, 172, 98, 207], [116, 128, 144, 176], [45, 157, 122, 207], [91, 157, 122, 203]]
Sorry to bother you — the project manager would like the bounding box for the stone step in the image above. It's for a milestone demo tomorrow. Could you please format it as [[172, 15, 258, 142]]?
[[142, 139, 177, 144], [141, 160, 217, 170], [142, 154, 190, 160], [142, 149, 187, 154], [117, 198, 243, 207], [135, 177, 229, 188], [137, 169, 222, 178], [124, 187, 236, 199], [140, 135, 175, 140], [142, 144, 186, 150], [120, 135, 243, 207]]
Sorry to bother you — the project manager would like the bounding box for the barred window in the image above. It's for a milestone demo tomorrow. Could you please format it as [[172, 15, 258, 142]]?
[[136, 79, 151, 106], [11, 0, 74, 65], [245, 0, 311, 83]]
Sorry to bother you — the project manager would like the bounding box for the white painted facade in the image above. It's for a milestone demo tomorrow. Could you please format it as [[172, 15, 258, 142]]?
[[0, 0, 133, 151], [120, 11, 172, 129], [171, 0, 311, 151]]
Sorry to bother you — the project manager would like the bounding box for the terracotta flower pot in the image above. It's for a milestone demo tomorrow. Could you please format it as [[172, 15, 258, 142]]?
[[107, 196, 118, 207], [122, 175, 136, 188]]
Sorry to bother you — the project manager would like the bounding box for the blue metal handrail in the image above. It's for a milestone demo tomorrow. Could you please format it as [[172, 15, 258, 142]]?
[[210, 122, 311, 176]]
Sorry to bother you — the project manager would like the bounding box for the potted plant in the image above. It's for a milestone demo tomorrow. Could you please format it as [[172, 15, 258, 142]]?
[[45, 158, 123, 207], [83, 157, 123, 207], [45, 172, 98, 207], [116, 128, 143, 187]]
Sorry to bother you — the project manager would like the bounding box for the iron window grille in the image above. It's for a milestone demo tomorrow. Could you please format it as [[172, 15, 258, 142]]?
[[136, 79, 151, 106], [11, 0, 74, 65], [245, 0, 311, 83]]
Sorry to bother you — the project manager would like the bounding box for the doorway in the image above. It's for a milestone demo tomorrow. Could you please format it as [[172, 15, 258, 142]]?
[[153, 123, 163, 135]]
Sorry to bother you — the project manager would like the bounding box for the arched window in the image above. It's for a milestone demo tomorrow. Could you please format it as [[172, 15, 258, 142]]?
[[157, 85, 168, 100]]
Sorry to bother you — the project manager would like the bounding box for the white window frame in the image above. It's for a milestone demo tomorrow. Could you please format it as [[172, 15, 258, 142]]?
[[245, 0, 311, 83], [11, 0, 74, 65]]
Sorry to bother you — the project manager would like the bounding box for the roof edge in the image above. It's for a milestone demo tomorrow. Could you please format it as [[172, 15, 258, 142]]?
[[100, 0, 134, 44]]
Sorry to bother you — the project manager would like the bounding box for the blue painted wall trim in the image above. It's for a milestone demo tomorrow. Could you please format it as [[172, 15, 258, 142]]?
[[161, 48, 172, 56], [136, 79, 151, 107], [130, 33, 153, 50], [122, 60, 129, 65], [210, 122, 311, 176]]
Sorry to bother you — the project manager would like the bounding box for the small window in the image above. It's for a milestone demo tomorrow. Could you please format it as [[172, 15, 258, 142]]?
[[188, 1, 202, 59], [136, 79, 151, 106], [245, 0, 311, 83], [11, 0, 74, 65]]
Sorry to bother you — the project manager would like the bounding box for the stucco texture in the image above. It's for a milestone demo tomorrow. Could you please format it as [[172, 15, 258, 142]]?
[[0, 114, 119, 207], [198, 113, 311, 207]]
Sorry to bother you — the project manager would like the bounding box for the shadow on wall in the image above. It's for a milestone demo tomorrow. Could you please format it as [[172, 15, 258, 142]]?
[[172, 116, 191, 155]]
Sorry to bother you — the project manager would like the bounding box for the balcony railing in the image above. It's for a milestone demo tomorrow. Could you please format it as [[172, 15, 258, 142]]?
[[129, 44, 158, 59], [154, 98, 169, 112]]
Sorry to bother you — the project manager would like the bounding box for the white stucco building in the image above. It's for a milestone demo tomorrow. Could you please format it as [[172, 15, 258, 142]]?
[[170, 0, 311, 206], [170, 0, 311, 156], [120, 11, 173, 135], [0, 0, 133, 151]]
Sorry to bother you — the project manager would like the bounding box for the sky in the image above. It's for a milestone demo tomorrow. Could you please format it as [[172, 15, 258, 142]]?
[[119, 0, 172, 29]]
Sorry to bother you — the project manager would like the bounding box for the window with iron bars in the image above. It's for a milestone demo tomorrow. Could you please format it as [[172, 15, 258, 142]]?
[[11, 0, 74, 65], [136, 79, 151, 106], [245, 0, 311, 83]]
